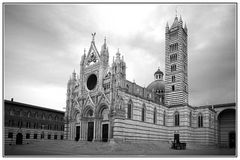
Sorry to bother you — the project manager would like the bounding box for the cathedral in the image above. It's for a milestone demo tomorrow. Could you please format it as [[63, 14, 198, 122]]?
[[64, 16, 236, 148]]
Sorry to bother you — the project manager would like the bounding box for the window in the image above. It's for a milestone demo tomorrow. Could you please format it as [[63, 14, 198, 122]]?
[[61, 135, 64, 140], [55, 116, 58, 121], [34, 123, 38, 129], [172, 85, 175, 91], [198, 113, 203, 128], [127, 100, 132, 119], [61, 125, 64, 131], [174, 111, 180, 126], [153, 108, 157, 124], [189, 112, 192, 127], [172, 75, 175, 82], [34, 134, 38, 139], [48, 115, 52, 120], [48, 134, 51, 139], [9, 120, 14, 127], [42, 114, 45, 120], [169, 43, 178, 52], [54, 135, 58, 140], [27, 112, 31, 118], [54, 124, 58, 130], [18, 121, 22, 128], [8, 132, 13, 138], [141, 105, 146, 122], [163, 111, 166, 126], [26, 133, 30, 139], [26, 122, 31, 128], [48, 124, 52, 130], [171, 64, 176, 72], [170, 54, 177, 62]]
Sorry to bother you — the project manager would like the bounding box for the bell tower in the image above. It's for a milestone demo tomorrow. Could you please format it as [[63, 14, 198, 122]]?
[[165, 15, 188, 106]]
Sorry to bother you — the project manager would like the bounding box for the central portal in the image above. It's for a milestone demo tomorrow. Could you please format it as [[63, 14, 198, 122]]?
[[87, 122, 94, 141], [102, 124, 109, 142], [75, 126, 80, 141]]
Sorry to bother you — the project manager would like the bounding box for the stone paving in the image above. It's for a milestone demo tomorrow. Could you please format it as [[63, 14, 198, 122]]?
[[4, 140, 236, 157]]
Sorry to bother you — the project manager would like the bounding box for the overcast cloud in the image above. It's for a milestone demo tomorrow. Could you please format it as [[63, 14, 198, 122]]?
[[4, 4, 236, 111]]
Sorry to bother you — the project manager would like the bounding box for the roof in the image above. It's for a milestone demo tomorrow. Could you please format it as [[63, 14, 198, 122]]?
[[147, 80, 165, 91], [4, 100, 65, 114], [154, 68, 163, 75], [170, 16, 179, 29]]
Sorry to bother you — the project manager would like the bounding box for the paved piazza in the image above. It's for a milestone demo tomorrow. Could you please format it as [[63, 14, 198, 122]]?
[[4, 140, 235, 156]]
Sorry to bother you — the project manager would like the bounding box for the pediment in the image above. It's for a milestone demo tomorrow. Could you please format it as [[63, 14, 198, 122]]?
[[97, 91, 110, 105], [83, 93, 95, 107], [84, 42, 100, 66]]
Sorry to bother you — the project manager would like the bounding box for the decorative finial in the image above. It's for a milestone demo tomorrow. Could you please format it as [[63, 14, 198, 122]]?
[[91, 32, 96, 41], [104, 36, 106, 44]]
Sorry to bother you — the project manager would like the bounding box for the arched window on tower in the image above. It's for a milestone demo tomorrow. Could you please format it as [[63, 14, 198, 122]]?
[[198, 113, 203, 128], [174, 111, 180, 126], [153, 107, 157, 124], [127, 100, 132, 119], [171, 64, 176, 72]]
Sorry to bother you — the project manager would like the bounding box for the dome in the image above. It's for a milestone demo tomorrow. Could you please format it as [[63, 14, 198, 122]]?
[[154, 68, 163, 76], [147, 80, 165, 93]]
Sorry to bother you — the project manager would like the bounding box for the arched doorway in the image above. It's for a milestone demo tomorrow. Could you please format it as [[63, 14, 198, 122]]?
[[86, 109, 94, 142], [16, 133, 23, 145], [101, 107, 109, 142], [218, 109, 236, 148], [75, 112, 81, 141]]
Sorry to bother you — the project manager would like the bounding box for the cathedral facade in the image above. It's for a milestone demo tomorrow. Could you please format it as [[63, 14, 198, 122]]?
[[64, 16, 236, 148]]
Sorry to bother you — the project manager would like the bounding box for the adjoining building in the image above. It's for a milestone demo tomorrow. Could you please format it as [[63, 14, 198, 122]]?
[[4, 99, 65, 145], [64, 15, 236, 148]]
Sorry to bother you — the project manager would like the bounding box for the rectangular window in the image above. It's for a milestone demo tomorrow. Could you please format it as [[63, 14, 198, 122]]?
[[48, 134, 51, 139], [172, 85, 175, 91], [54, 135, 58, 140], [172, 75, 175, 82], [34, 134, 38, 139], [8, 132, 13, 138], [61, 135, 64, 140], [26, 133, 30, 139]]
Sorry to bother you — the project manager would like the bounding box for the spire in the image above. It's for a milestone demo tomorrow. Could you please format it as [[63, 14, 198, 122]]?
[[166, 22, 169, 28], [72, 69, 77, 80], [84, 48, 86, 56], [170, 16, 179, 29], [184, 22, 187, 29], [184, 22, 188, 33], [179, 15, 182, 22], [116, 48, 121, 60], [179, 15, 183, 27]]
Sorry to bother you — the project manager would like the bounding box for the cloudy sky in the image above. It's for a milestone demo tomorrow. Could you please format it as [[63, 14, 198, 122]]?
[[4, 4, 236, 111]]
